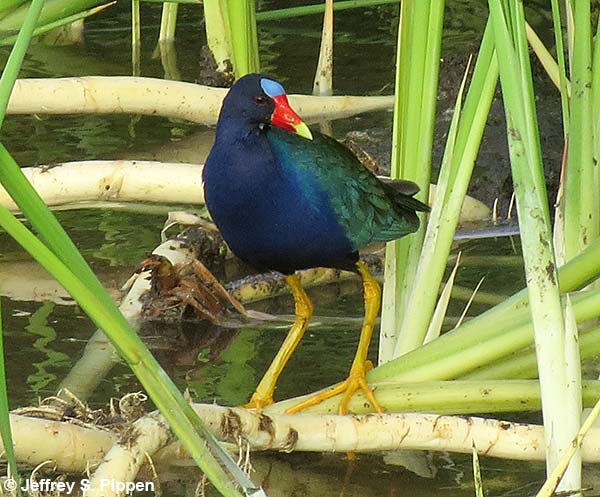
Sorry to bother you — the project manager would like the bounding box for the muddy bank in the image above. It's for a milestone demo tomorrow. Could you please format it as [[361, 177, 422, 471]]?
[[347, 55, 563, 216]]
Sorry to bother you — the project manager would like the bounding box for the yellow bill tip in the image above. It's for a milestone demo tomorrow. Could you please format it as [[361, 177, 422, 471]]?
[[293, 121, 313, 141]]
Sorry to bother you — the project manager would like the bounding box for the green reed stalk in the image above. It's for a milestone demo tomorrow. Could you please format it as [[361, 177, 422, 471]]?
[[594, 12, 600, 205], [142, 0, 198, 3], [463, 322, 600, 380], [562, 0, 595, 260], [131, 0, 140, 75], [271, 378, 600, 415], [226, 0, 259, 77], [388, 23, 499, 359], [312, 0, 333, 96], [203, 0, 234, 74], [0, 3, 114, 47], [0, 0, 42, 125], [489, 0, 580, 488], [473, 450, 484, 497], [0, 0, 27, 16], [203, 0, 258, 78], [380, 0, 443, 361], [549, 0, 571, 263], [0, 0, 104, 33], [0, 300, 20, 494], [549, 0, 570, 132], [370, 236, 600, 383], [158, 1, 178, 42], [525, 22, 569, 95], [381, 286, 600, 383], [256, 0, 399, 22]]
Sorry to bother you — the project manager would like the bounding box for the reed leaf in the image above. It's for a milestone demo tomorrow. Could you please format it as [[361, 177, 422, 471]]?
[[489, 0, 580, 488], [385, 21, 498, 360], [562, 0, 595, 260], [271, 377, 600, 416], [0, 299, 20, 493], [423, 255, 460, 344], [535, 396, 600, 497], [142, 0, 199, 3], [461, 323, 600, 380], [525, 22, 568, 95], [0, 0, 28, 16], [594, 12, 600, 209], [256, 0, 400, 22], [550, 0, 570, 131], [203, 0, 234, 74], [0, 3, 114, 47], [472, 444, 485, 497], [0, 0, 43, 126], [158, 1, 178, 42], [0, 0, 105, 34], [226, 0, 259, 77], [380, 0, 444, 360], [313, 0, 333, 96], [370, 237, 600, 384], [131, 0, 141, 76]]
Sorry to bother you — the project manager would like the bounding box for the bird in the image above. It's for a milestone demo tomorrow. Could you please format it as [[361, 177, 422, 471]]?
[[202, 73, 428, 414]]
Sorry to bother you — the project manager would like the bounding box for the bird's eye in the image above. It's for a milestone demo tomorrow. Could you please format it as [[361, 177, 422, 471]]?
[[254, 96, 267, 105]]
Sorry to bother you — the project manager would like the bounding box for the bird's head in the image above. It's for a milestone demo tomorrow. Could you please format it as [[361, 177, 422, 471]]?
[[220, 74, 313, 140]]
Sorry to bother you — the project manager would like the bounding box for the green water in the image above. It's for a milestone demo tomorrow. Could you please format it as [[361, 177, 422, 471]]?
[[0, 1, 557, 495]]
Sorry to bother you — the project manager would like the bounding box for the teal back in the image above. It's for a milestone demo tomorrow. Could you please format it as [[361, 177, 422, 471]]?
[[267, 128, 420, 251]]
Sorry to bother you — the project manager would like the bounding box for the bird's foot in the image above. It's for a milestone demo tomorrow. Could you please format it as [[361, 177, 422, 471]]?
[[243, 392, 274, 411], [285, 361, 383, 415], [337, 362, 383, 415]]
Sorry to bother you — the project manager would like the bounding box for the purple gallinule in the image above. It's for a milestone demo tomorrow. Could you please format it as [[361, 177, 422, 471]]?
[[203, 74, 428, 414]]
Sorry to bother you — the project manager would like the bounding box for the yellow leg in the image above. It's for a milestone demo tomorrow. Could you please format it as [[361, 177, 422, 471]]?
[[286, 261, 383, 415], [244, 274, 313, 410]]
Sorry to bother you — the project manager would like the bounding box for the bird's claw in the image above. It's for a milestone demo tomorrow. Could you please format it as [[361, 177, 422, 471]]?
[[337, 364, 383, 415], [243, 392, 274, 411], [285, 361, 382, 415]]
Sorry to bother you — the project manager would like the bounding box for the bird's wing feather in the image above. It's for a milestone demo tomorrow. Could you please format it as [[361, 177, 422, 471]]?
[[268, 129, 426, 250], [379, 177, 421, 196]]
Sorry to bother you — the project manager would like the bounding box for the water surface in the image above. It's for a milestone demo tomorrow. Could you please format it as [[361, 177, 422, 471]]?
[[0, 2, 557, 495]]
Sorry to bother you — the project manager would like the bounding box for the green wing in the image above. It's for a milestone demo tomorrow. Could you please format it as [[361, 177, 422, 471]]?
[[268, 128, 427, 251]]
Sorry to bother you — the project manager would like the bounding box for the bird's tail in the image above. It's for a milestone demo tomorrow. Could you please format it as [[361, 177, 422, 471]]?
[[380, 178, 430, 213]]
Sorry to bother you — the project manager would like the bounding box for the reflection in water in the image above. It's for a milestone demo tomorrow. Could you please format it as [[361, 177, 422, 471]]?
[[25, 302, 70, 393], [150, 451, 543, 497]]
